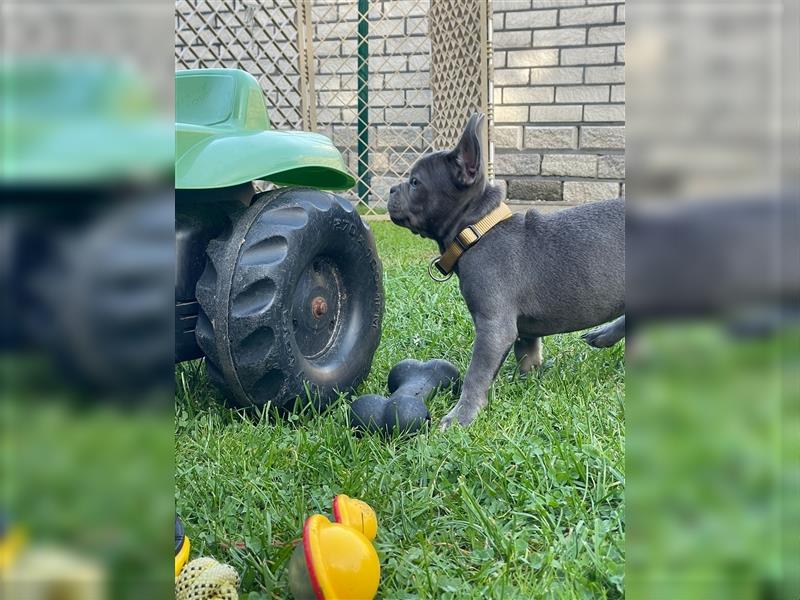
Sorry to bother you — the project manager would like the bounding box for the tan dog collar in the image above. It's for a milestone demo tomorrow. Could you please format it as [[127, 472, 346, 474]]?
[[428, 202, 513, 282]]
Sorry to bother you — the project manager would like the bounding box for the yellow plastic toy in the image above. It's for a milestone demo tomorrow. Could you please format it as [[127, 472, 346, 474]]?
[[175, 516, 191, 577], [332, 495, 378, 541], [0, 520, 25, 572], [287, 495, 380, 600]]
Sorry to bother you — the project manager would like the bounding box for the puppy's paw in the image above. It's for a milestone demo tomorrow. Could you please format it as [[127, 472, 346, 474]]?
[[438, 412, 458, 431], [582, 326, 617, 348], [439, 402, 481, 430], [583, 317, 626, 348]]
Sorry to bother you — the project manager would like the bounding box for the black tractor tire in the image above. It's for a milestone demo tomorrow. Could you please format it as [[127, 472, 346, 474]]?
[[195, 188, 384, 411], [24, 193, 174, 393]]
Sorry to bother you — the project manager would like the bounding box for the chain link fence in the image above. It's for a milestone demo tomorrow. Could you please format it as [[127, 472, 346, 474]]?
[[175, 0, 308, 131], [175, 0, 490, 216]]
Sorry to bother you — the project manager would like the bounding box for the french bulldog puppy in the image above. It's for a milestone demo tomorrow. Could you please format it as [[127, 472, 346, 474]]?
[[387, 113, 625, 429]]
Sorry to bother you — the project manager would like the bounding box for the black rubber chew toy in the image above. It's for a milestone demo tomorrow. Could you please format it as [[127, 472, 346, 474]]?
[[350, 359, 460, 434]]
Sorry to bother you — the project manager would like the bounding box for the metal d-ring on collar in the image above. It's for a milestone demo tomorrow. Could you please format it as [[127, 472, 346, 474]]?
[[428, 256, 452, 282]]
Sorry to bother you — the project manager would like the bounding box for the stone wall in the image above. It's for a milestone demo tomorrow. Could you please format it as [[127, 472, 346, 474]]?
[[176, 0, 626, 206], [311, 0, 627, 205], [493, 0, 625, 204]]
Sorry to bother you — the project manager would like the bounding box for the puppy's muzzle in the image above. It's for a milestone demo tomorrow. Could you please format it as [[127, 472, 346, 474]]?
[[387, 184, 408, 226]]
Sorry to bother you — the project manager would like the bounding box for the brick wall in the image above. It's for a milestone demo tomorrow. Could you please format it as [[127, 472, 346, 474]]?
[[177, 0, 626, 206], [310, 0, 626, 206], [493, 0, 625, 204]]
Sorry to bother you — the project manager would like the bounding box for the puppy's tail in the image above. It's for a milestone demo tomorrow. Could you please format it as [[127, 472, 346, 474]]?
[[582, 315, 625, 348]]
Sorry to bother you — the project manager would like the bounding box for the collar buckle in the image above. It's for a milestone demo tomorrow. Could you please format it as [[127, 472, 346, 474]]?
[[457, 224, 481, 249]]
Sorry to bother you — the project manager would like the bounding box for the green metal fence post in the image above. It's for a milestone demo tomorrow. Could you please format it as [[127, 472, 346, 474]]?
[[357, 0, 370, 204]]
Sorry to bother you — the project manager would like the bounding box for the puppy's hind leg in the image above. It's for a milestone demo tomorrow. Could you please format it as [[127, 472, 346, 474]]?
[[582, 315, 626, 348], [514, 336, 542, 375], [440, 317, 517, 430]]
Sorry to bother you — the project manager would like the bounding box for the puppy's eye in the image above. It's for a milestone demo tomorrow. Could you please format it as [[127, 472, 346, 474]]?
[[409, 176, 418, 189]]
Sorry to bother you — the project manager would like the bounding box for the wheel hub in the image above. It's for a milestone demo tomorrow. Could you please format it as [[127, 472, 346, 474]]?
[[292, 258, 342, 359], [311, 296, 328, 318]]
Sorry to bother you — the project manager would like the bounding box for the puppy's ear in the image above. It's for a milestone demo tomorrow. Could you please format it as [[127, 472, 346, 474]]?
[[451, 112, 484, 187]]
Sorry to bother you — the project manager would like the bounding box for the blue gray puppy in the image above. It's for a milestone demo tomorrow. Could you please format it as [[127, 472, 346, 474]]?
[[387, 113, 625, 429]]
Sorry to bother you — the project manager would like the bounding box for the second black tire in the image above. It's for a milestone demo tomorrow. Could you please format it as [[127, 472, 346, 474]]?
[[195, 188, 384, 410]]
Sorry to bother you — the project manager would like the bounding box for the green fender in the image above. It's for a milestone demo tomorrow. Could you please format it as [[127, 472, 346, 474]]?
[[175, 69, 355, 191], [1, 59, 173, 184]]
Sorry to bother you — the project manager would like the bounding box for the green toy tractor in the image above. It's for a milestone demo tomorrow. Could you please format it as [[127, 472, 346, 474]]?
[[175, 69, 384, 410], [3, 62, 382, 408], [2, 59, 175, 392]]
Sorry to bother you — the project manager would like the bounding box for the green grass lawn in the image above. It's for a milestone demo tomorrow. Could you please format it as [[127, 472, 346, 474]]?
[[175, 221, 625, 599]]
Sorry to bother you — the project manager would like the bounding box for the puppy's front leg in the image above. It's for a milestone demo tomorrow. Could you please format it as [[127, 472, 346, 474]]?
[[440, 318, 517, 430]]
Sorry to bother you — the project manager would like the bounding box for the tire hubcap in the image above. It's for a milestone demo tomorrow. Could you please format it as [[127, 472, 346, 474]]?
[[292, 258, 342, 359]]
